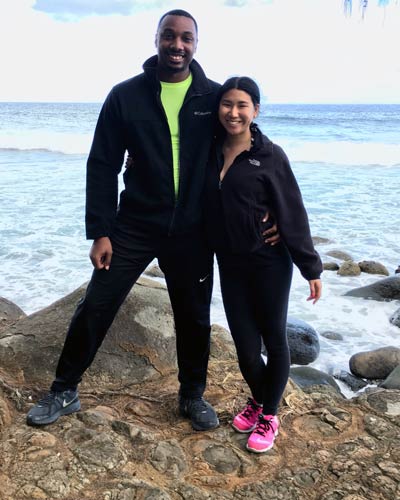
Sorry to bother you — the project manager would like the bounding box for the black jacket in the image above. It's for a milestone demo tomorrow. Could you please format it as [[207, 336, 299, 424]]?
[[204, 126, 322, 280], [85, 56, 220, 239]]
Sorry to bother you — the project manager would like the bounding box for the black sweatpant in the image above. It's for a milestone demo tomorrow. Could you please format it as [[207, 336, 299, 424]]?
[[217, 243, 293, 416], [51, 220, 213, 399]]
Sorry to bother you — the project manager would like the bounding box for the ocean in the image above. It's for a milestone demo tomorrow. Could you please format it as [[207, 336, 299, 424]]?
[[1, 102, 399, 393]]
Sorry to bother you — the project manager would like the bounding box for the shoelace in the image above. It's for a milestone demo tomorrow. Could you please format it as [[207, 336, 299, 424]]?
[[241, 398, 261, 419], [37, 392, 59, 405], [254, 415, 275, 436], [188, 398, 209, 413]]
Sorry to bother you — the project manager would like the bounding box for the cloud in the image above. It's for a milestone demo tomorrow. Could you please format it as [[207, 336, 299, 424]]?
[[33, 0, 168, 19]]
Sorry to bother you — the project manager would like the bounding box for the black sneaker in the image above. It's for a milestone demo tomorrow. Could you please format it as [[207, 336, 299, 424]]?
[[26, 389, 81, 426], [179, 397, 219, 431]]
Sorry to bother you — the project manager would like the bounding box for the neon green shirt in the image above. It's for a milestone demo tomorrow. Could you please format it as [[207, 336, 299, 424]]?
[[160, 73, 192, 197]]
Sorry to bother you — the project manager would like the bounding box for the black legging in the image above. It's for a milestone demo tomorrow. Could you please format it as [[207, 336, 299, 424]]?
[[217, 242, 293, 416]]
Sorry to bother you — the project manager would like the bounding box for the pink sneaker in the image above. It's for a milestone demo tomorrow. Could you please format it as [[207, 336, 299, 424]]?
[[232, 398, 263, 433], [246, 414, 279, 453]]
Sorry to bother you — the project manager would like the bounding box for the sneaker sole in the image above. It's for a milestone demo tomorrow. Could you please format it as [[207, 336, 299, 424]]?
[[246, 430, 279, 453], [232, 422, 256, 433], [26, 400, 81, 427]]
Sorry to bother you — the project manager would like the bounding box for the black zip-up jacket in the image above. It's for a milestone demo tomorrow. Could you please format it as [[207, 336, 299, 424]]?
[[204, 126, 322, 281], [85, 56, 220, 239]]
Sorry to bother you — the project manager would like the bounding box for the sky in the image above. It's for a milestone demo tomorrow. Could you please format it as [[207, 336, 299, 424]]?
[[1, 0, 399, 103]]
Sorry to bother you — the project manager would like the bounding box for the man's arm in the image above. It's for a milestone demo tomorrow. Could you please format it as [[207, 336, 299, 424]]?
[[262, 213, 281, 246], [86, 88, 126, 240], [89, 237, 113, 270]]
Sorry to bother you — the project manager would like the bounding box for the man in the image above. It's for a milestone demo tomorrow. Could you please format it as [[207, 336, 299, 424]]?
[[27, 9, 278, 431]]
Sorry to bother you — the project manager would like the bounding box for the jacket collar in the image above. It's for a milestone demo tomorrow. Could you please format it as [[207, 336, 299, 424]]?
[[142, 55, 213, 95]]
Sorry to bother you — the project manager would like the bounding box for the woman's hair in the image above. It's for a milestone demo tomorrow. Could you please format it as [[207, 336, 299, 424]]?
[[218, 76, 261, 106]]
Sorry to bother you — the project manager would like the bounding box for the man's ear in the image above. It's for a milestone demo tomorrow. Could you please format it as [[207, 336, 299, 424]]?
[[154, 33, 158, 48], [254, 103, 260, 119]]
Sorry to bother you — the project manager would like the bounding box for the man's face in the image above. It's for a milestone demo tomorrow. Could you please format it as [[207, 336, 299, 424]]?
[[155, 15, 197, 82]]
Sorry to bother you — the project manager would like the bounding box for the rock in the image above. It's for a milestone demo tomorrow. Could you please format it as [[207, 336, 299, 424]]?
[[379, 365, 400, 389], [286, 317, 320, 365], [144, 264, 165, 279], [323, 262, 340, 271], [262, 317, 320, 365], [289, 366, 342, 394], [320, 330, 344, 341], [389, 307, 400, 328], [344, 276, 400, 301], [349, 346, 400, 379], [358, 260, 389, 276], [150, 440, 187, 478], [0, 277, 177, 386], [326, 250, 353, 261], [0, 297, 26, 330], [337, 261, 361, 276], [334, 370, 369, 391], [312, 236, 332, 245], [395, 265, 400, 274]]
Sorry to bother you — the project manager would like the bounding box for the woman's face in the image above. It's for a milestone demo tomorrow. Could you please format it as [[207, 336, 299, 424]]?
[[218, 88, 259, 138]]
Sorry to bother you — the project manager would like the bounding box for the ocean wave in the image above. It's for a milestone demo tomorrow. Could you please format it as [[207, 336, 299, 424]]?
[[281, 140, 400, 167], [0, 131, 92, 155]]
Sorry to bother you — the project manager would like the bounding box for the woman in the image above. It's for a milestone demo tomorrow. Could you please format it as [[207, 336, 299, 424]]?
[[204, 77, 322, 453]]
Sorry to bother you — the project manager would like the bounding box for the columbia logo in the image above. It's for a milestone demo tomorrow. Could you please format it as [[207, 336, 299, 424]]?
[[249, 158, 261, 166], [194, 111, 212, 116]]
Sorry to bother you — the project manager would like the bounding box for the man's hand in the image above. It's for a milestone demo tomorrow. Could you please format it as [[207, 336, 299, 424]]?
[[89, 237, 113, 270], [262, 212, 281, 246], [307, 279, 322, 304]]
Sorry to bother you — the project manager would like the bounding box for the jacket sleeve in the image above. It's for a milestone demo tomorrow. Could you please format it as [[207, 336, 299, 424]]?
[[268, 145, 322, 280], [85, 87, 126, 240]]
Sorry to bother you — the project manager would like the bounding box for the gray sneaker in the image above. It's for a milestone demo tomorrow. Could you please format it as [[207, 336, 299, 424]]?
[[179, 397, 219, 431], [26, 389, 81, 426]]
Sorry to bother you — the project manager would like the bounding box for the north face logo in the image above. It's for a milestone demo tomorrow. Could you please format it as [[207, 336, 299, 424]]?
[[194, 111, 212, 116], [249, 158, 261, 166]]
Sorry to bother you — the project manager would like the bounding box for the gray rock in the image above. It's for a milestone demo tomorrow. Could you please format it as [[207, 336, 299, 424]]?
[[323, 262, 340, 271], [334, 370, 368, 391], [203, 444, 241, 474], [286, 317, 320, 365], [312, 236, 332, 245], [337, 261, 361, 276], [144, 264, 165, 279], [344, 276, 400, 301], [326, 250, 353, 261], [150, 440, 187, 478], [0, 277, 177, 386], [379, 365, 400, 389], [389, 307, 400, 328], [320, 330, 344, 341], [349, 346, 400, 379], [289, 366, 342, 393], [358, 260, 389, 276], [0, 297, 26, 330]]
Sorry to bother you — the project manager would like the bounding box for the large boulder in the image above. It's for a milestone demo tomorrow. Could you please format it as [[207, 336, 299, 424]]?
[[289, 366, 342, 394], [379, 365, 400, 390], [261, 316, 320, 365], [349, 346, 400, 379], [344, 276, 400, 301], [337, 261, 361, 276], [0, 277, 177, 386], [286, 316, 320, 365], [358, 260, 389, 276], [0, 297, 26, 331]]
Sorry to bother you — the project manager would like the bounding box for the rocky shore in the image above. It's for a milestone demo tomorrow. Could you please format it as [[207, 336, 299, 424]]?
[[0, 271, 399, 500]]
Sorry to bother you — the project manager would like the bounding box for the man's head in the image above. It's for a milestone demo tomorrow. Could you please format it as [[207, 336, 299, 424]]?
[[155, 10, 198, 83]]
